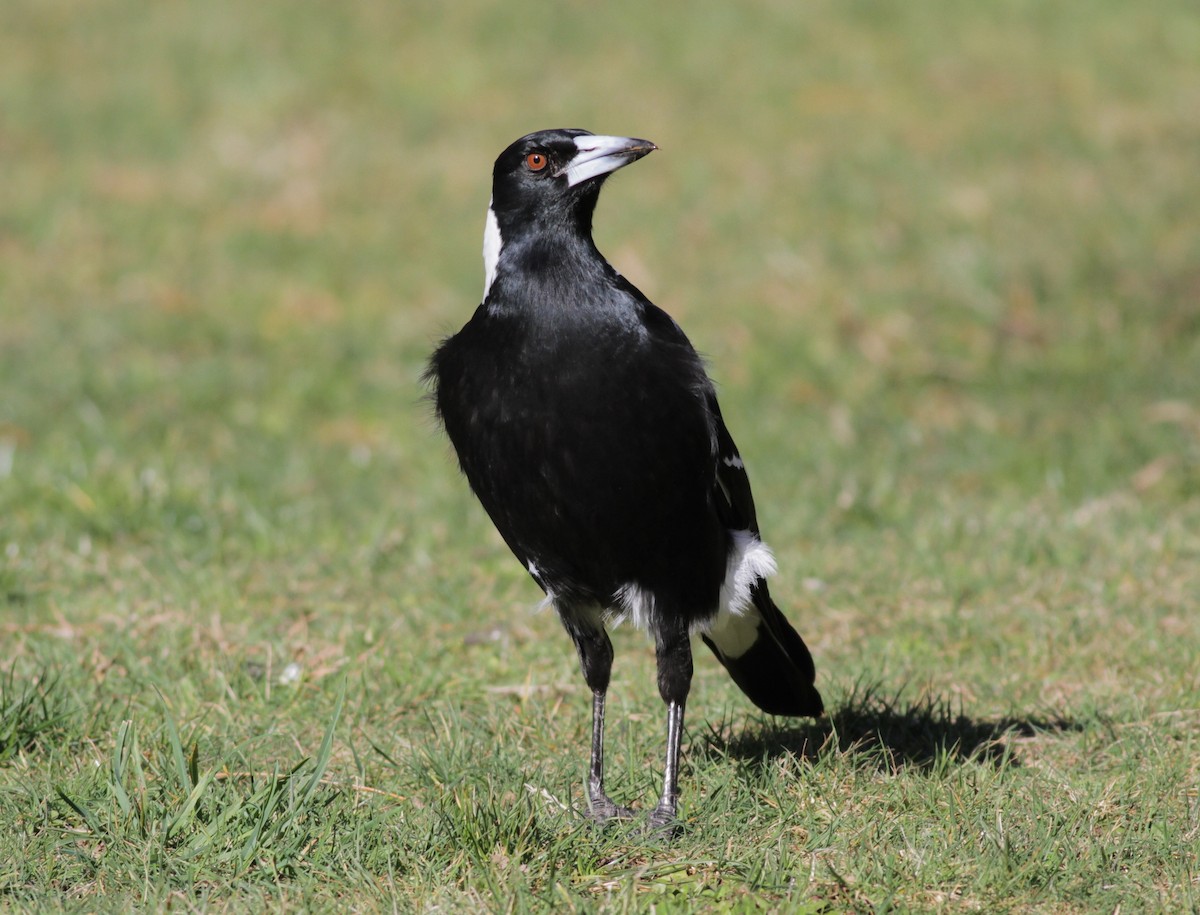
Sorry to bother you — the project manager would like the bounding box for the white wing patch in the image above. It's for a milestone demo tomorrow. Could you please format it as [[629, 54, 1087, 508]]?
[[482, 199, 502, 300], [722, 454, 744, 470]]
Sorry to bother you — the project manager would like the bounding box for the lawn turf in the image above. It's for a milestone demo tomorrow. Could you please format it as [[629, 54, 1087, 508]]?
[[1, 0, 1198, 910]]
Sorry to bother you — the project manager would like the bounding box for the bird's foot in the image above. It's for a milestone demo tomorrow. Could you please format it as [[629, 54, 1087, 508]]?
[[643, 801, 682, 840], [586, 791, 635, 825]]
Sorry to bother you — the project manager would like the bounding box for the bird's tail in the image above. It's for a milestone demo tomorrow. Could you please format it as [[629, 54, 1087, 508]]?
[[701, 581, 824, 717]]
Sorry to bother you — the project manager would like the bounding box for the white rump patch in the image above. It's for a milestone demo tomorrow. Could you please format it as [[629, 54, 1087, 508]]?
[[610, 530, 776, 644], [482, 199, 502, 299], [719, 530, 776, 617], [703, 602, 762, 658], [698, 531, 777, 659]]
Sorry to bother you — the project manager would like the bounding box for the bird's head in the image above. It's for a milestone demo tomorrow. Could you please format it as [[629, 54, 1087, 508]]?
[[489, 128, 657, 230], [480, 129, 656, 299]]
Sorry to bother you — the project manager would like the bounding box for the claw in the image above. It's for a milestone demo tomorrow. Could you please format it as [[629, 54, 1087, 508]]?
[[643, 802, 682, 839], [587, 793, 636, 824]]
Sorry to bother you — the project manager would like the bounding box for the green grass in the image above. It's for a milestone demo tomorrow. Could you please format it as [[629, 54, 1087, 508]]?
[[2, 0, 1199, 910]]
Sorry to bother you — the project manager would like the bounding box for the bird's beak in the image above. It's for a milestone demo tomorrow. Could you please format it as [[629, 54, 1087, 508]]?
[[559, 135, 658, 188]]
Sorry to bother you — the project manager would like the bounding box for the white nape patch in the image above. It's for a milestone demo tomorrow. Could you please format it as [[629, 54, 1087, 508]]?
[[562, 135, 642, 188], [482, 198, 502, 300], [722, 454, 745, 470]]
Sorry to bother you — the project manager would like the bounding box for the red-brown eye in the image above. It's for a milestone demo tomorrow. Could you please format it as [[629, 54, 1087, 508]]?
[[526, 152, 548, 171]]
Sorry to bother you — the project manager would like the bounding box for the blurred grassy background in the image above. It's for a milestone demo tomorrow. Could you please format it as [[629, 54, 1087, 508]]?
[[1, 0, 1198, 910]]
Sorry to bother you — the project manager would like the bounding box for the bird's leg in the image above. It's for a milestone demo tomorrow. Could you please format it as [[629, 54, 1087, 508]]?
[[563, 617, 633, 822], [648, 620, 693, 833], [586, 687, 633, 821], [648, 700, 686, 829]]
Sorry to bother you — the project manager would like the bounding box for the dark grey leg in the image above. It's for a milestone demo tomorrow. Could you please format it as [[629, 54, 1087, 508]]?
[[648, 699, 686, 829], [562, 616, 633, 822], [587, 687, 633, 821], [648, 619, 693, 832]]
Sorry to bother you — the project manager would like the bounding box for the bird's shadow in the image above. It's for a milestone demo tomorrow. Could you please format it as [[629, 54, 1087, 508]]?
[[696, 679, 1084, 773]]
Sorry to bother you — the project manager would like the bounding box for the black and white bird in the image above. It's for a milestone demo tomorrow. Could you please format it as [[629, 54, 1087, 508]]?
[[427, 128, 823, 830]]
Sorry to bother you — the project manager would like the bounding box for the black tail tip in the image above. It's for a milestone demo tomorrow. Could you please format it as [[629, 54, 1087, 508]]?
[[755, 683, 825, 719], [702, 633, 825, 718]]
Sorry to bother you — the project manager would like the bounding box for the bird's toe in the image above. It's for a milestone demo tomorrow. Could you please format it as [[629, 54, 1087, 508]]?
[[587, 794, 635, 825], [643, 803, 683, 840]]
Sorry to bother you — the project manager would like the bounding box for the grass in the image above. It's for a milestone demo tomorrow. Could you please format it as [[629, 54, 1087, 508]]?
[[1, 0, 1199, 910]]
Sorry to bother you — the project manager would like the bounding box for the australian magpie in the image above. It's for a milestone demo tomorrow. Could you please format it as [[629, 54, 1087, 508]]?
[[426, 128, 823, 830]]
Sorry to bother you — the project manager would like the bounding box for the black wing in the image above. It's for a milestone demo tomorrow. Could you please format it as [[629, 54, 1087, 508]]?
[[701, 387, 825, 718], [708, 392, 761, 536]]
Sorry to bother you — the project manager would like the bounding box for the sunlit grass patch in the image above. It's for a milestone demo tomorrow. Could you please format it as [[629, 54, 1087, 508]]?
[[1, 0, 1198, 909]]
